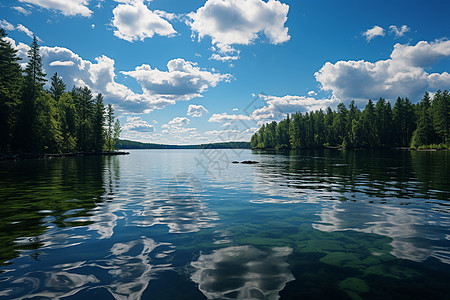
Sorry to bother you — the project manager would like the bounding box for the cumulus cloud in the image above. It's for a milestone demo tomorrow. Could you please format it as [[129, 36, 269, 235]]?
[[187, 104, 208, 117], [188, 0, 290, 60], [209, 94, 337, 124], [112, 0, 176, 42], [315, 39, 450, 102], [13, 6, 32, 15], [389, 25, 410, 37], [362, 25, 385, 42], [8, 36, 229, 114], [122, 58, 231, 102], [168, 116, 190, 127], [308, 90, 317, 96], [18, 0, 93, 17], [123, 116, 155, 132], [251, 94, 338, 122]]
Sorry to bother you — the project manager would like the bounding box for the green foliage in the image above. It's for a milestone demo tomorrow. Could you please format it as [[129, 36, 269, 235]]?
[[0, 31, 121, 154], [49, 72, 66, 102], [0, 29, 22, 152], [251, 92, 450, 150]]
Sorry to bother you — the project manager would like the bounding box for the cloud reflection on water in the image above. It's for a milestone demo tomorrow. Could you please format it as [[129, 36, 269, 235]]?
[[313, 201, 450, 264], [5, 237, 173, 300], [191, 246, 294, 300]]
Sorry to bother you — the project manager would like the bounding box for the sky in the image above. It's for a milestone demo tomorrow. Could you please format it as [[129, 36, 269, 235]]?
[[1, 0, 449, 145]]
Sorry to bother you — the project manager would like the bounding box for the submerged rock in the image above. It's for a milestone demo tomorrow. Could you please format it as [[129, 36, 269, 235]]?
[[240, 160, 259, 164]]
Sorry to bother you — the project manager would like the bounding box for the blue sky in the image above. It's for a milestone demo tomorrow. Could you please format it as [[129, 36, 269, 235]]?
[[1, 0, 449, 144]]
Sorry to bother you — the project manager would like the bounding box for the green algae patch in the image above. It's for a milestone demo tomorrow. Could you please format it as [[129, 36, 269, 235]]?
[[363, 264, 420, 280], [319, 252, 364, 269], [339, 277, 370, 300]]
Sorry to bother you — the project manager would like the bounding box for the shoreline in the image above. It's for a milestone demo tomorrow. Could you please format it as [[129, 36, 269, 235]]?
[[0, 151, 130, 161]]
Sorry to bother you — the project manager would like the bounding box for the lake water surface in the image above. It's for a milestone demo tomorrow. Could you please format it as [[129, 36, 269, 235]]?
[[0, 149, 449, 299]]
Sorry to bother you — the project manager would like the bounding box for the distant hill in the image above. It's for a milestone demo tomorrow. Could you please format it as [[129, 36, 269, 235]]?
[[116, 139, 251, 149]]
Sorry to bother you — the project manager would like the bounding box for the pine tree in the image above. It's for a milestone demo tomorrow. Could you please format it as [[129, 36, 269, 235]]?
[[106, 104, 115, 151], [113, 119, 121, 150], [92, 93, 105, 152], [17, 36, 48, 152], [0, 28, 23, 152], [432, 90, 449, 145], [49, 72, 66, 102], [57, 93, 77, 152], [72, 86, 94, 151]]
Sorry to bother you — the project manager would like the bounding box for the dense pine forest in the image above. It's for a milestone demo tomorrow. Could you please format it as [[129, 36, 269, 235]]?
[[251, 92, 449, 150], [0, 29, 121, 154]]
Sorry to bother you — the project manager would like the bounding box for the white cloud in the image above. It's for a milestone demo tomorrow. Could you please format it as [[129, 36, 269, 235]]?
[[308, 90, 317, 96], [362, 25, 385, 42], [315, 39, 450, 102], [18, 0, 93, 17], [389, 25, 410, 37], [205, 129, 240, 135], [49, 60, 75, 67], [8, 36, 229, 114], [16, 24, 34, 38], [192, 246, 294, 299], [1, 21, 42, 41], [4, 37, 30, 68], [168, 116, 190, 127], [208, 112, 252, 123], [251, 94, 338, 122], [161, 117, 196, 135], [187, 104, 208, 117], [188, 0, 290, 60], [232, 108, 238, 111], [112, 0, 176, 42], [0, 20, 15, 31], [123, 116, 155, 132], [209, 94, 337, 124], [13, 6, 32, 16], [122, 58, 231, 102]]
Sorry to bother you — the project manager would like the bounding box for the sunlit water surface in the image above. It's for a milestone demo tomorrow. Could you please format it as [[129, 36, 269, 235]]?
[[0, 149, 449, 299]]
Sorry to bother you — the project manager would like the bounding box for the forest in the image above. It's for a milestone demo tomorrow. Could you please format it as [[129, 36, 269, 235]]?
[[0, 29, 121, 154], [251, 91, 449, 150], [116, 139, 250, 149]]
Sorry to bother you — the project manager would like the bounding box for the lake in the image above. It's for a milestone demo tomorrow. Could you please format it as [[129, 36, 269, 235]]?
[[0, 149, 449, 299]]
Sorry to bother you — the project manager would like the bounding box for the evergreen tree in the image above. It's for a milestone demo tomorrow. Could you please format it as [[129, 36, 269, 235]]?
[[432, 90, 449, 145], [361, 99, 377, 147], [92, 93, 105, 152], [17, 36, 47, 152], [0, 28, 22, 152], [332, 103, 348, 145], [49, 72, 66, 102], [113, 119, 122, 150], [57, 93, 77, 152], [106, 103, 115, 151], [72, 86, 94, 151]]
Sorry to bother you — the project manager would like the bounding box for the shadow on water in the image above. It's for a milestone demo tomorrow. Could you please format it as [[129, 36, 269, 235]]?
[[0, 156, 109, 267]]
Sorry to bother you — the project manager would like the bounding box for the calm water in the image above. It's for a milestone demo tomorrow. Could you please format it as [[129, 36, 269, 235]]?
[[0, 149, 449, 299]]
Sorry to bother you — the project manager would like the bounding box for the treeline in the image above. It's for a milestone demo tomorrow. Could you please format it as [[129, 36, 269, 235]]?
[[251, 92, 449, 150], [117, 139, 250, 149], [0, 29, 121, 154]]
